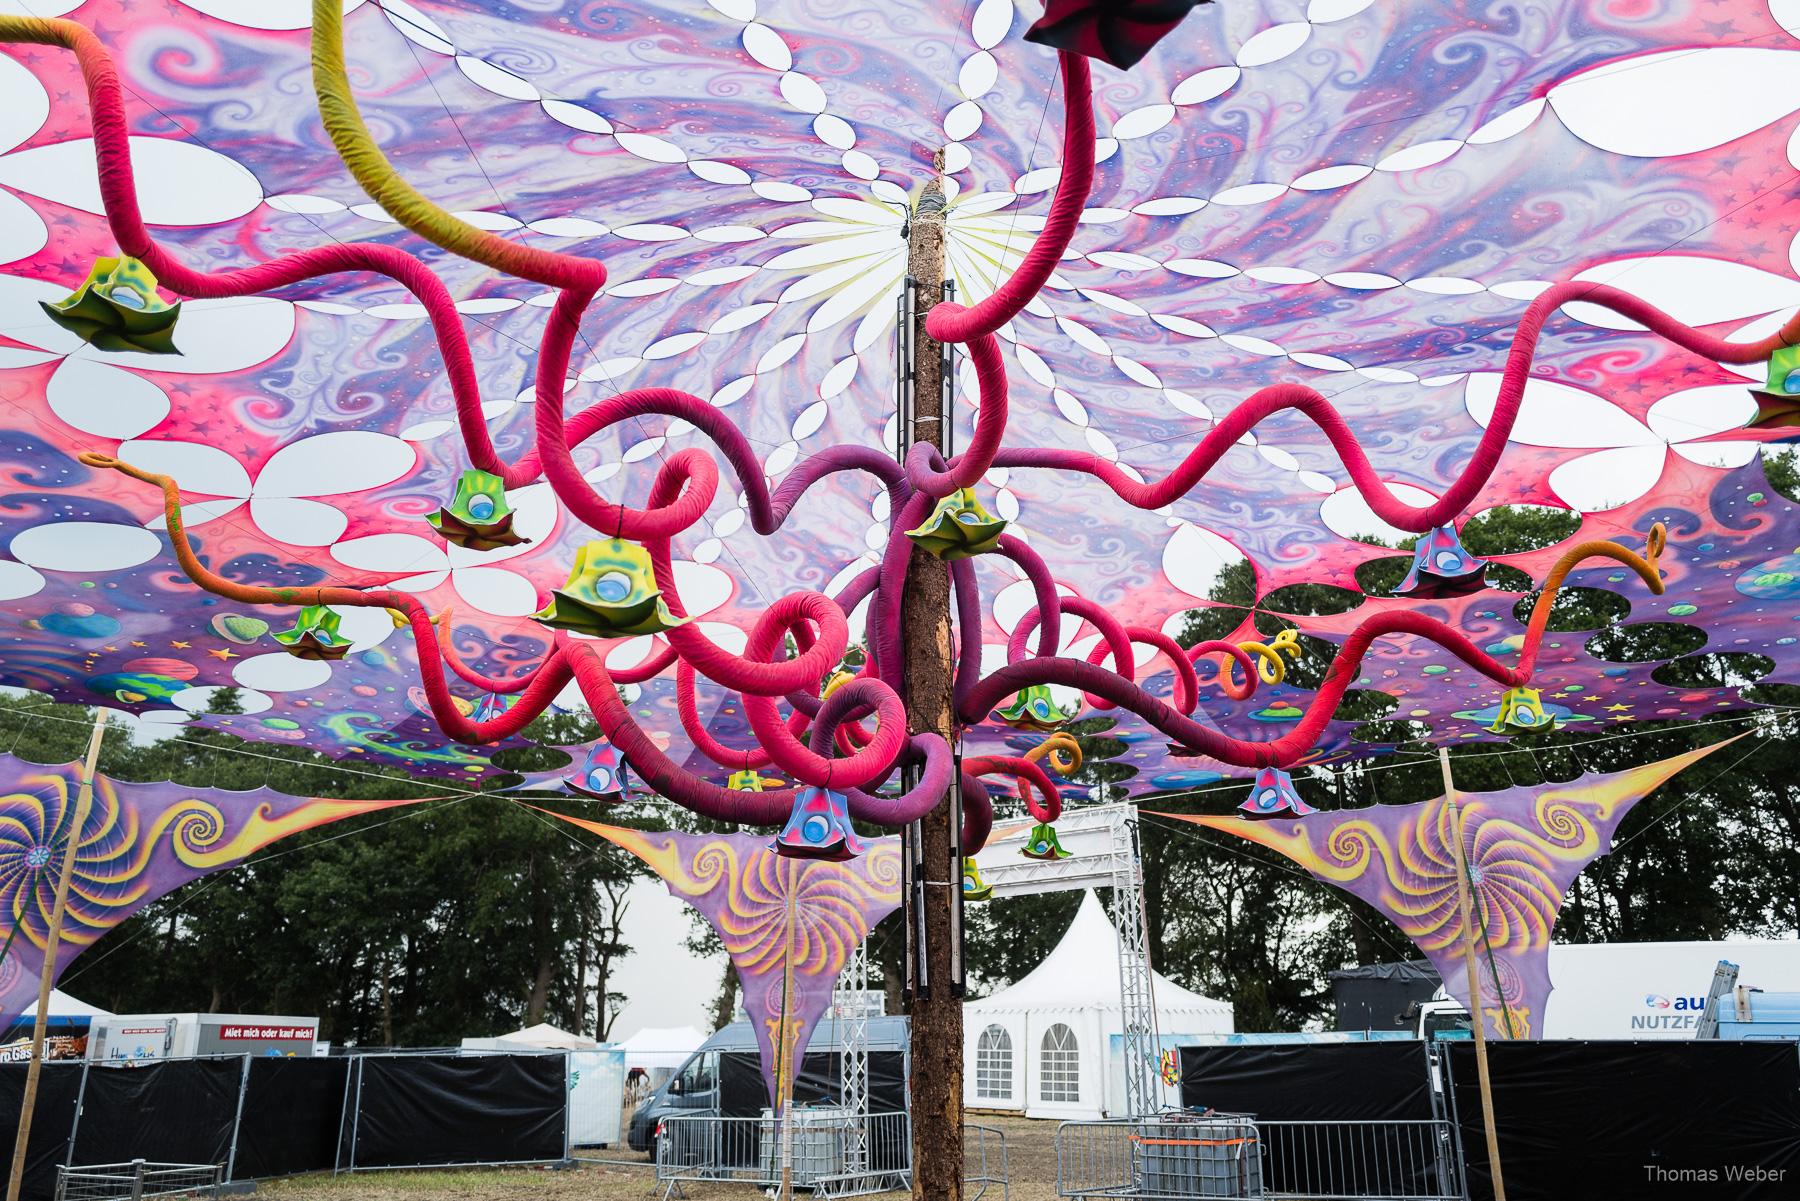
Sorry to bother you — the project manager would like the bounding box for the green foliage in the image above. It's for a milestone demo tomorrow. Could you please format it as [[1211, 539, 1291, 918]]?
[[0, 692, 649, 1046]]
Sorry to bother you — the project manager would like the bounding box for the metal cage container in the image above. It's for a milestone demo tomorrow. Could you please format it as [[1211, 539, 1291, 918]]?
[[1131, 1113, 1262, 1198], [55, 1161, 222, 1201]]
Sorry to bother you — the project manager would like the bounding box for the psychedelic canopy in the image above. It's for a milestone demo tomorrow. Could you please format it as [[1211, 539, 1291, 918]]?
[[2, 1, 1800, 811], [550, 816, 900, 1107], [1156, 737, 1739, 1039], [0, 753, 429, 1025]]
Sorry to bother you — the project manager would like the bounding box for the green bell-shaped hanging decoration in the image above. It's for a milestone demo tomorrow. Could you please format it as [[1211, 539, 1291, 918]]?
[[1020, 821, 1072, 861], [994, 683, 1078, 732], [961, 856, 994, 901], [427, 469, 528, 551], [532, 539, 690, 638], [1488, 686, 1556, 735], [905, 488, 1006, 560], [39, 257, 182, 354], [1748, 343, 1800, 428], [270, 605, 352, 661], [728, 768, 771, 792]]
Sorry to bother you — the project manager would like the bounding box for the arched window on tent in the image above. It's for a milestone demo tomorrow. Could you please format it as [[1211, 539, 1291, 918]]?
[[975, 1024, 1013, 1101], [1039, 1022, 1080, 1103]]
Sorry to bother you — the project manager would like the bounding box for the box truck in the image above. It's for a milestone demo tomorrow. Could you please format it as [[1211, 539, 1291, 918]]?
[[87, 1013, 319, 1061], [1385, 939, 1800, 1039]]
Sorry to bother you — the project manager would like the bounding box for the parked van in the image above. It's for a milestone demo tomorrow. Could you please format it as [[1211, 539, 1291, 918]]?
[[626, 1015, 909, 1155]]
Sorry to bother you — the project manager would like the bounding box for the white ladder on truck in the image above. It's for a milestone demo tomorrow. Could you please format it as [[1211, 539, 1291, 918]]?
[[1693, 959, 1740, 1039]]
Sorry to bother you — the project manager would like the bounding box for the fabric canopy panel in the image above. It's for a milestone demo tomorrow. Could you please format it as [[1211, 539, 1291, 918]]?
[[0, 1, 1796, 799], [1155, 738, 1737, 1040], [0, 754, 429, 1026], [550, 816, 898, 1108]]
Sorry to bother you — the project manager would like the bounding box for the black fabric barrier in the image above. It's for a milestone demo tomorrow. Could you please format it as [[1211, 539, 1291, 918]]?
[[1178, 1042, 1433, 1121], [1329, 960, 1442, 1031], [231, 1057, 350, 1179], [0, 1063, 85, 1201], [350, 1053, 566, 1168], [71, 1058, 242, 1170], [1178, 1042, 1438, 1198], [719, 1050, 906, 1118], [1446, 1040, 1800, 1201]]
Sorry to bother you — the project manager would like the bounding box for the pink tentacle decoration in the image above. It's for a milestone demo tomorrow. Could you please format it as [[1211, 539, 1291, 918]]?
[[923, 51, 1096, 346], [1188, 640, 1265, 703], [1010, 597, 1135, 710], [1086, 626, 1200, 715], [966, 756, 1062, 824], [905, 333, 1010, 496], [964, 610, 1529, 768], [960, 772, 995, 856], [565, 643, 794, 824]]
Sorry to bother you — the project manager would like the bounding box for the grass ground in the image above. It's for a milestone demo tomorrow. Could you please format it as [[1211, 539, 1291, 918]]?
[[256, 1114, 1059, 1200]]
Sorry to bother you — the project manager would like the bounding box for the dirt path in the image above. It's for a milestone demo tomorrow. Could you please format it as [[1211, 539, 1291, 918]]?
[[257, 1115, 1064, 1200]]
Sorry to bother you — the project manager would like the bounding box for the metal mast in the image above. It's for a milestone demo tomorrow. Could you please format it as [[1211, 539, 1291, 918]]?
[[1111, 808, 1161, 1118]]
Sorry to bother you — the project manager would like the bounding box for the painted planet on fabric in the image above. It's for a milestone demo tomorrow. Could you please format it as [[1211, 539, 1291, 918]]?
[[1735, 555, 1800, 601], [209, 613, 270, 644], [40, 611, 122, 639], [85, 671, 187, 703], [122, 657, 200, 681]]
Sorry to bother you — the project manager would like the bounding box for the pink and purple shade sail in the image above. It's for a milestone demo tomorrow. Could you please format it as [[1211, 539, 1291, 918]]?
[[543, 815, 899, 1108], [0, 2, 1794, 818], [0, 754, 430, 1026], [1158, 738, 1739, 1039]]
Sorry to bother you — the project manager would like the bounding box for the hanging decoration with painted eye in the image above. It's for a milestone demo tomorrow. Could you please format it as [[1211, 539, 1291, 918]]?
[[38, 256, 183, 354], [533, 539, 689, 637], [905, 488, 1007, 560], [428, 469, 528, 551], [1488, 686, 1556, 735], [728, 768, 772, 792], [961, 856, 994, 902], [270, 605, 352, 661], [1020, 821, 1072, 861], [994, 683, 1080, 732], [772, 787, 865, 861], [1747, 343, 1800, 429], [1394, 525, 1492, 599], [1238, 767, 1315, 818], [472, 692, 512, 724], [567, 742, 632, 801]]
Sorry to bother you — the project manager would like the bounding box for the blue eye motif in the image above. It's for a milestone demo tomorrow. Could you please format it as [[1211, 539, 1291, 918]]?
[[107, 285, 146, 310], [467, 494, 496, 521], [595, 571, 633, 603], [802, 815, 831, 844], [1783, 367, 1800, 395]]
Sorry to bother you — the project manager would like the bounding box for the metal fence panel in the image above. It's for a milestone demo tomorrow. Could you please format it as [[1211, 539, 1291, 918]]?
[[656, 1113, 1007, 1200], [1057, 1118, 1465, 1201]]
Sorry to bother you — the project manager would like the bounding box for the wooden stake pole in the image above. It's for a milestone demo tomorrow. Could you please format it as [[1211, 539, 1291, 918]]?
[[1439, 746, 1506, 1201], [902, 152, 963, 1201], [5, 710, 107, 1201], [778, 863, 798, 1201]]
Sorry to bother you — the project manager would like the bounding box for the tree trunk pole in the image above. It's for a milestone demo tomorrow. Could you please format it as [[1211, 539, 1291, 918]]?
[[5, 709, 107, 1201], [1439, 747, 1506, 1201], [903, 153, 963, 1201]]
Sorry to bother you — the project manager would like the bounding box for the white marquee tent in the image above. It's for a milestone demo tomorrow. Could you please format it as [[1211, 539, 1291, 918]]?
[[617, 1024, 708, 1078], [962, 891, 1233, 1120]]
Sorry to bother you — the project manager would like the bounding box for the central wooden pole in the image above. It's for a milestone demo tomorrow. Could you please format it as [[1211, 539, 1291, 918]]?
[[1440, 747, 1506, 1201], [5, 710, 107, 1201], [903, 153, 963, 1201]]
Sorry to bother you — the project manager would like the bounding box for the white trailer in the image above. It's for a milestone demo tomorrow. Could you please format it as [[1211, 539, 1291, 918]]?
[[1419, 939, 1800, 1039], [87, 1013, 319, 1061]]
